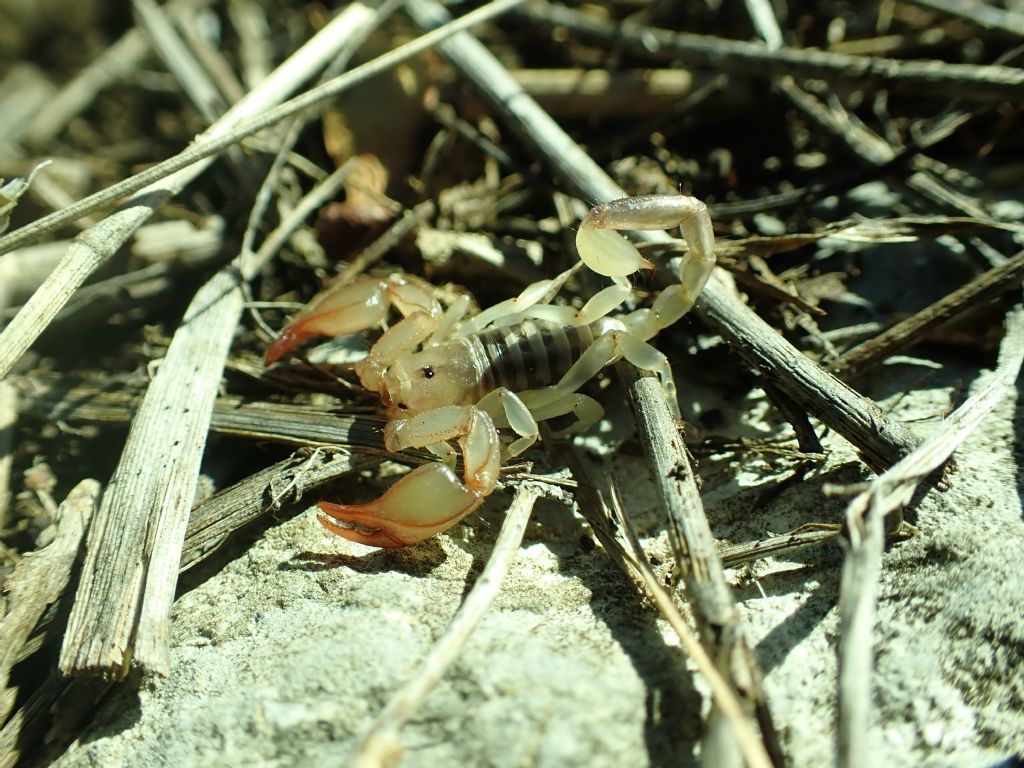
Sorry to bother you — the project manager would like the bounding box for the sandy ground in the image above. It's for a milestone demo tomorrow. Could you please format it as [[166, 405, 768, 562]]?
[[47, 346, 1024, 767]]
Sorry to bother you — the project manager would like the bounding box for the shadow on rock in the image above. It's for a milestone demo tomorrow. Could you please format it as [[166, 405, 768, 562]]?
[[749, 573, 838, 675], [284, 538, 448, 577], [550, 539, 704, 766]]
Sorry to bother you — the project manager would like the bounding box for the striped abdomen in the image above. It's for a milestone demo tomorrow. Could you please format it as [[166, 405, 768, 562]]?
[[467, 320, 595, 395]]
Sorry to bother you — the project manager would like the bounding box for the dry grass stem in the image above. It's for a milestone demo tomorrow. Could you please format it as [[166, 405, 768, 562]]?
[[183, 450, 369, 569], [834, 248, 1024, 378], [0, 385, 14, 528], [133, 0, 229, 125], [607, 481, 776, 768], [18, 380, 403, 454], [907, 0, 1024, 36], [719, 525, 842, 569]]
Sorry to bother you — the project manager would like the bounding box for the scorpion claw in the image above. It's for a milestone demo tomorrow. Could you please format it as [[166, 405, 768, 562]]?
[[265, 278, 392, 364], [316, 463, 485, 548]]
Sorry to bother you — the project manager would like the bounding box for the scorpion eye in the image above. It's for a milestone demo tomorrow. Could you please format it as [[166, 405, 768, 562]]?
[[397, 402, 408, 409], [421, 366, 435, 379]]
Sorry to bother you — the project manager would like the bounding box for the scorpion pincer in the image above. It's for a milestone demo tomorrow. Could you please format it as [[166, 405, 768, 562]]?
[[265, 194, 716, 548]]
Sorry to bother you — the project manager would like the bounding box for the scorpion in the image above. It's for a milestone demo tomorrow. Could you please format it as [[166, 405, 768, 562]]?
[[265, 194, 715, 548]]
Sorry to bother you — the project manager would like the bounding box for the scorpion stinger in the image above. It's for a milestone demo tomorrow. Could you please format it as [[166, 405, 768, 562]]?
[[576, 194, 716, 333], [266, 194, 716, 548]]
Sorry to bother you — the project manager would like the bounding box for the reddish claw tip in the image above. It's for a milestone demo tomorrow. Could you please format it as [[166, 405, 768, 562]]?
[[266, 313, 340, 363], [265, 326, 311, 364], [317, 504, 411, 548]]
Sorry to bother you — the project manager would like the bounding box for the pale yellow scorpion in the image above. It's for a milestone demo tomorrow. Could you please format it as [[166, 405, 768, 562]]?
[[265, 195, 715, 547]]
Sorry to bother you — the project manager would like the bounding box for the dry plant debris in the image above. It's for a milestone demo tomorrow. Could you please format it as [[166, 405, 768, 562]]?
[[0, 1, 1022, 767]]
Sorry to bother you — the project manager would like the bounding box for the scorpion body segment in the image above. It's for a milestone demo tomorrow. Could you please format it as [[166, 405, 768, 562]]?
[[471, 320, 598, 396], [372, 320, 594, 413], [266, 194, 717, 548]]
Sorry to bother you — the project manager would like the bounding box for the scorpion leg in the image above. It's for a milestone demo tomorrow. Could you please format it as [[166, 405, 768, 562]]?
[[355, 310, 440, 394], [317, 405, 500, 547], [478, 388, 539, 457], [265, 274, 443, 364], [483, 386, 604, 449], [511, 278, 634, 329], [520, 391, 605, 437], [427, 294, 472, 346], [467, 275, 635, 333], [527, 329, 681, 419], [457, 264, 585, 335]]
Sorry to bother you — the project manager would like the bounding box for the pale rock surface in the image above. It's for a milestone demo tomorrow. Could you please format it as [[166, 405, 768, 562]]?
[[53, 361, 1024, 767]]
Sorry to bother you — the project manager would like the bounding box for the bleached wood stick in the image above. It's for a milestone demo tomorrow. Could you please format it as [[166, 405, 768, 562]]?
[[58, 4, 379, 678], [133, 0, 228, 123]]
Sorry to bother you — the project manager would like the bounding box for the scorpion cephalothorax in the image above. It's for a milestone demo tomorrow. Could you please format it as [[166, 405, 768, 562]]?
[[265, 194, 715, 547]]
